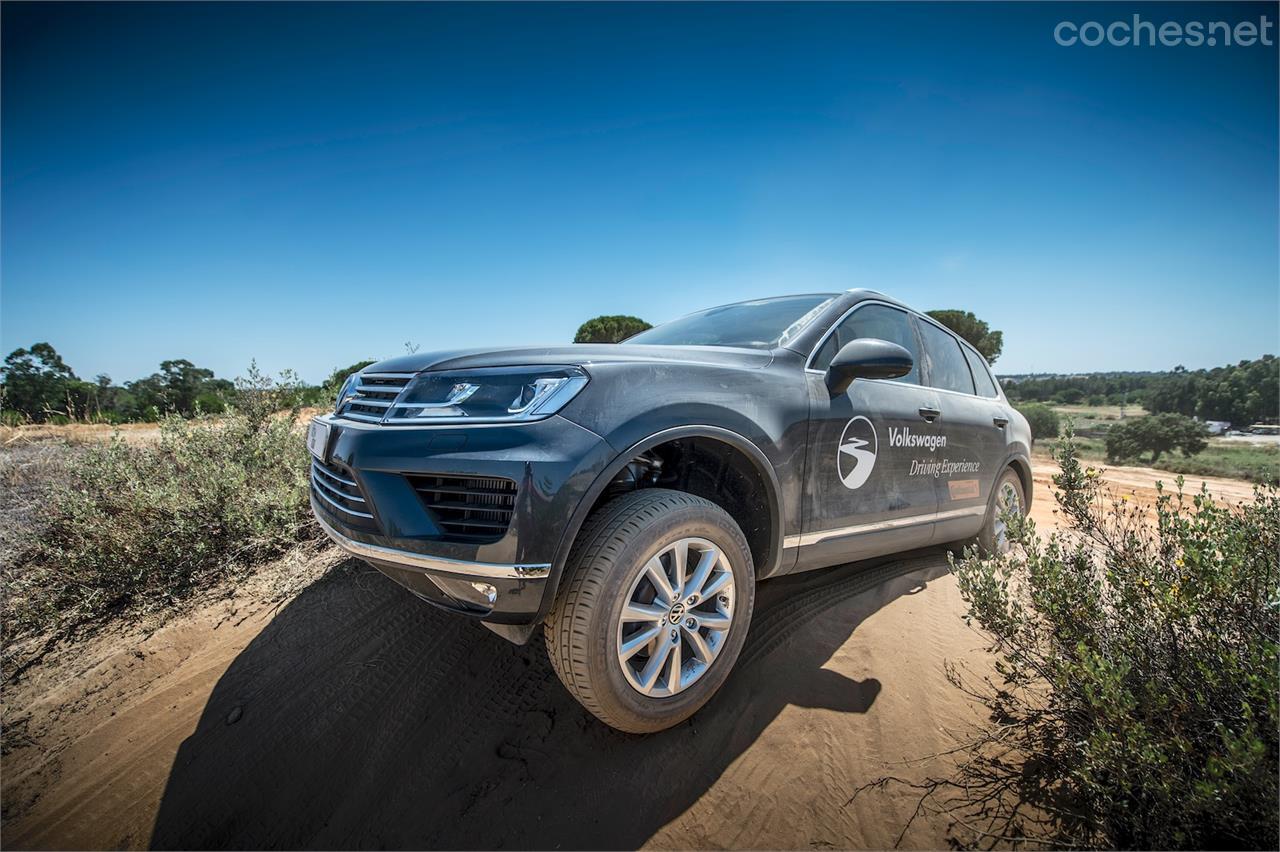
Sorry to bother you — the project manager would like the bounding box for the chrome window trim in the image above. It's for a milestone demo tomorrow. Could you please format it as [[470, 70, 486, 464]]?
[[313, 506, 550, 579], [913, 313, 979, 397], [808, 299, 1004, 401], [805, 299, 925, 384], [956, 338, 1003, 399], [782, 505, 985, 548]]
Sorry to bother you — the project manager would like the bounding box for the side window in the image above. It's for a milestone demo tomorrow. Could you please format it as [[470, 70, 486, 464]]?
[[962, 345, 1000, 398], [917, 320, 976, 395], [810, 304, 921, 385]]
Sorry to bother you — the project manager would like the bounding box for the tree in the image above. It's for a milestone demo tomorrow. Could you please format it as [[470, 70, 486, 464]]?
[[1057, 387, 1085, 405], [1106, 413, 1209, 464], [324, 360, 376, 390], [127, 359, 231, 417], [926, 310, 1003, 364], [574, 315, 651, 344], [1015, 402, 1060, 442], [0, 342, 78, 421]]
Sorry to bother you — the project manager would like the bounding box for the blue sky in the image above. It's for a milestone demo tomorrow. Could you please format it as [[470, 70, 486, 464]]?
[[3, 2, 1276, 383]]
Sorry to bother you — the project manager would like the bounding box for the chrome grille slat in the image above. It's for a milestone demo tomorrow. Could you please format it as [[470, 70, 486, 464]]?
[[311, 461, 358, 488], [336, 372, 415, 424], [313, 473, 366, 504], [311, 458, 377, 526], [313, 484, 374, 519]]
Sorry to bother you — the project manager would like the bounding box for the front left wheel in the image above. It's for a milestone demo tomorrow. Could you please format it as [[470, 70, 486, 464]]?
[[544, 489, 755, 733]]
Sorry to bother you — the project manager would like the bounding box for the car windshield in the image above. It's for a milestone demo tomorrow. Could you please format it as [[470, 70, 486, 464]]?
[[624, 294, 835, 349]]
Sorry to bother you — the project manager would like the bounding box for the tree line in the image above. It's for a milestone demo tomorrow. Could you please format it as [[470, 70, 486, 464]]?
[[0, 342, 364, 424], [1004, 356, 1278, 427]]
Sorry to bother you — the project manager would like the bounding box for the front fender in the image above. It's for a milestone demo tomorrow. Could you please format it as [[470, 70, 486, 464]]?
[[534, 421, 789, 629]]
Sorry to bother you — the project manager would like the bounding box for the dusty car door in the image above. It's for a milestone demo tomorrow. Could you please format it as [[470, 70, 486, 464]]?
[[793, 302, 942, 573], [913, 316, 1007, 542]]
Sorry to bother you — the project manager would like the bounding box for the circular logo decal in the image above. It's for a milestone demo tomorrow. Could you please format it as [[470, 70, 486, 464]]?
[[837, 416, 878, 490]]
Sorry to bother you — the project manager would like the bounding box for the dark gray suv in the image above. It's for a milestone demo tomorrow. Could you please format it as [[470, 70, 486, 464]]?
[[308, 289, 1032, 732]]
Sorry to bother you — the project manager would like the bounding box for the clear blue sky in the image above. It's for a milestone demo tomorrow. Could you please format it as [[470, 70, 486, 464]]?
[[3, 2, 1276, 384]]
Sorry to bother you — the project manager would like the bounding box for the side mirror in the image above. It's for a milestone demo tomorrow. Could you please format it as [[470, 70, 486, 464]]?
[[825, 338, 913, 395]]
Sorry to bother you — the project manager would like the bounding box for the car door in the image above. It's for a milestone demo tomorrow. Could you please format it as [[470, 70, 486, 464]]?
[[794, 302, 942, 573], [913, 315, 1007, 541]]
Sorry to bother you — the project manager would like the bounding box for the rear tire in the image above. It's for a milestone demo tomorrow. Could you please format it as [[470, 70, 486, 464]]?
[[544, 489, 755, 733], [977, 467, 1026, 555]]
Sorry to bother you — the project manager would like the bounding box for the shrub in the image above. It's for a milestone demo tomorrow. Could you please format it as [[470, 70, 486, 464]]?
[[3, 408, 317, 643], [1106, 412, 1209, 464], [1015, 402, 1060, 442], [941, 434, 1279, 848]]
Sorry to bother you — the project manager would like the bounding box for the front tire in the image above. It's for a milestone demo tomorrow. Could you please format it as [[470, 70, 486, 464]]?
[[544, 489, 755, 733]]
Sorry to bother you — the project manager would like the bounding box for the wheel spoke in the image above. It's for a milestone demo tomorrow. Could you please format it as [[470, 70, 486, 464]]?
[[699, 611, 731, 631], [622, 602, 668, 622], [684, 625, 714, 664], [644, 557, 675, 605], [620, 624, 662, 660], [686, 547, 718, 599], [639, 638, 674, 692], [665, 635, 683, 693], [671, 541, 688, 597], [700, 571, 731, 600]]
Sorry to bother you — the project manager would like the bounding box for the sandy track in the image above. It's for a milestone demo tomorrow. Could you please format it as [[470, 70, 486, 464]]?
[[1, 458, 1255, 850], [6, 552, 989, 850]]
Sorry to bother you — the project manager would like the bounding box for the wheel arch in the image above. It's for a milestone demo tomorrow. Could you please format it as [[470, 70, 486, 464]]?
[[1005, 453, 1033, 506], [536, 425, 784, 624]]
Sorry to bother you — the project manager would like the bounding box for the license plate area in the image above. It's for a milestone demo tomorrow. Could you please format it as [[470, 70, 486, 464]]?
[[307, 418, 332, 461]]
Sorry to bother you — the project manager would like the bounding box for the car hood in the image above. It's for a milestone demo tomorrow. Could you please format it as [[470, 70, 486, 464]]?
[[364, 344, 774, 374]]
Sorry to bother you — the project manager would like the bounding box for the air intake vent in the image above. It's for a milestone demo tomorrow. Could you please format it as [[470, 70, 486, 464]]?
[[408, 474, 517, 543], [337, 373, 415, 423], [311, 459, 378, 531]]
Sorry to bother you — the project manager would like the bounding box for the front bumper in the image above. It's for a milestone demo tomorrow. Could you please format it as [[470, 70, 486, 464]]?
[[308, 413, 613, 624]]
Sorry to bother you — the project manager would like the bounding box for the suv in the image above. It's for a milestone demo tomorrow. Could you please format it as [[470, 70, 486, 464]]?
[[308, 290, 1031, 732]]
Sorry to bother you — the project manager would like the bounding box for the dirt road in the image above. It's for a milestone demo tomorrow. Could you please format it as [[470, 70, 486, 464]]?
[[1, 459, 1256, 850]]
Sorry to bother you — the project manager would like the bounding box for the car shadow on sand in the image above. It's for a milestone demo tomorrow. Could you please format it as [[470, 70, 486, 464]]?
[[149, 548, 953, 850]]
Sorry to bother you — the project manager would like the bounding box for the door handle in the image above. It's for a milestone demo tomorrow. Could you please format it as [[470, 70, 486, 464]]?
[[993, 416, 1009, 428], [918, 407, 941, 423]]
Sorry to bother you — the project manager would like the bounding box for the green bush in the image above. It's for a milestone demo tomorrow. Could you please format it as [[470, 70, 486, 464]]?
[[1015, 401, 1060, 441], [573, 315, 651, 343], [3, 409, 317, 641], [946, 434, 1279, 848], [1106, 412, 1209, 464]]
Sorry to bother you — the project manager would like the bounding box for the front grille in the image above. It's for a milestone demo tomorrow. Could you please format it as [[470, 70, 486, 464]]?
[[408, 474, 517, 543], [311, 458, 378, 531], [338, 373, 414, 423]]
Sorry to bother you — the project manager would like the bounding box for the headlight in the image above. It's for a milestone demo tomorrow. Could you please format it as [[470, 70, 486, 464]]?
[[384, 366, 588, 423], [334, 373, 360, 414]]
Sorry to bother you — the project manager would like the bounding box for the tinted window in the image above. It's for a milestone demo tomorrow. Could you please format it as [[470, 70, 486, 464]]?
[[918, 320, 976, 394], [811, 304, 921, 385], [962, 345, 1000, 398], [626, 294, 834, 349]]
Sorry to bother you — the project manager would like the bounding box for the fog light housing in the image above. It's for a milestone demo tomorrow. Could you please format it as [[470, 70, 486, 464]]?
[[470, 582, 498, 605]]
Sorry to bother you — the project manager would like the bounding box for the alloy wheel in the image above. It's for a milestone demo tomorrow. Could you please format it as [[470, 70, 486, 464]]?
[[615, 536, 736, 698]]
